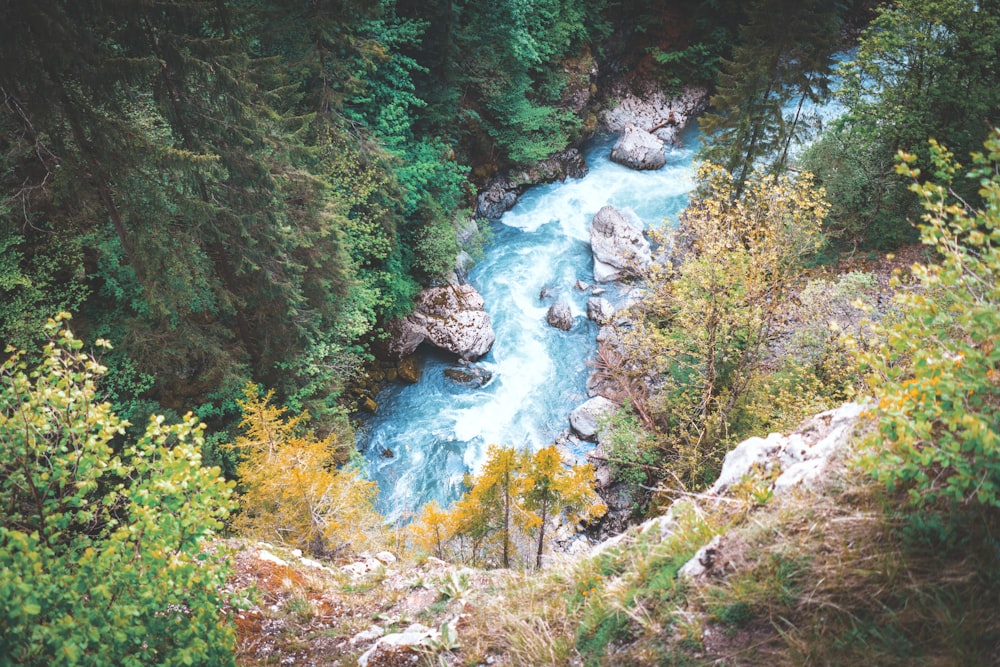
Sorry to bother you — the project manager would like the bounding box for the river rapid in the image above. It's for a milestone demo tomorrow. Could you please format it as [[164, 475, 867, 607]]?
[[359, 126, 701, 522]]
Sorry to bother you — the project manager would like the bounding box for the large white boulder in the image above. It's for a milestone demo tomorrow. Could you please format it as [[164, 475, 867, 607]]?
[[610, 124, 666, 170], [589, 205, 651, 283], [569, 395, 619, 441], [386, 283, 495, 360], [709, 402, 866, 495]]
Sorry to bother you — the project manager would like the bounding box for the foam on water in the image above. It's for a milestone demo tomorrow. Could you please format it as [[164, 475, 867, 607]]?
[[358, 130, 702, 521]]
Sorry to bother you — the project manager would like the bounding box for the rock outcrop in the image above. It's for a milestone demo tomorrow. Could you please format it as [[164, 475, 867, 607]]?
[[708, 402, 865, 495], [475, 149, 589, 220], [569, 395, 618, 441], [385, 283, 495, 361], [610, 124, 666, 170], [589, 205, 651, 282], [586, 297, 615, 325], [601, 86, 708, 147], [443, 365, 493, 387], [546, 300, 574, 331]]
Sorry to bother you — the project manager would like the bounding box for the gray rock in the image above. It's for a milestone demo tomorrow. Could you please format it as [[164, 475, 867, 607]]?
[[586, 443, 613, 488], [601, 86, 709, 145], [476, 182, 519, 220], [678, 535, 722, 580], [589, 205, 651, 282], [475, 149, 589, 220], [374, 550, 397, 564], [386, 283, 496, 360], [569, 395, 618, 441], [610, 124, 666, 170], [546, 300, 574, 331], [350, 625, 385, 645], [443, 365, 493, 387], [709, 402, 865, 495], [358, 623, 438, 667], [586, 297, 615, 325]]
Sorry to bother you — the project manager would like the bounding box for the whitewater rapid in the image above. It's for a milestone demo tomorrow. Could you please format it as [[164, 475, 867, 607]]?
[[359, 128, 701, 521]]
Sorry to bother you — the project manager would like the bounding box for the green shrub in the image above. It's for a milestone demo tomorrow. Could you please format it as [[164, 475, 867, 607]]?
[[857, 132, 1000, 509], [0, 316, 237, 666]]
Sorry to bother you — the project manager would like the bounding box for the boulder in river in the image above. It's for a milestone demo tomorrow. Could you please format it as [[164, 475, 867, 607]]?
[[589, 205, 651, 282], [610, 124, 666, 170], [546, 300, 574, 331], [443, 365, 493, 387], [396, 355, 422, 384], [385, 283, 496, 360]]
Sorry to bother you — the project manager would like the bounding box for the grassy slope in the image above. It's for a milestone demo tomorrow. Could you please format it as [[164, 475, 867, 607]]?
[[229, 414, 999, 666]]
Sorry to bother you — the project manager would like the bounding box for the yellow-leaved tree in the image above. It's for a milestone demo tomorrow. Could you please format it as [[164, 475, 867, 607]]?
[[408, 445, 605, 568], [409, 499, 456, 560], [230, 385, 385, 557], [618, 165, 827, 491], [521, 445, 607, 568]]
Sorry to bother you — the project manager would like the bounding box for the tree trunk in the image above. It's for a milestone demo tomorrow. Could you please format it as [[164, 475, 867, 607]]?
[[535, 500, 548, 569]]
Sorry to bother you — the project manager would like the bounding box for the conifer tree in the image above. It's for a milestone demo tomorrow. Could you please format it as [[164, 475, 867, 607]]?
[[409, 499, 457, 560], [698, 0, 845, 194], [452, 445, 525, 568], [230, 384, 385, 557], [521, 445, 606, 568]]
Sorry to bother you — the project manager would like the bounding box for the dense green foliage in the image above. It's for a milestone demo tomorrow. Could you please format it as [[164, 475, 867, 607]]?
[[618, 166, 827, 491], [0, 317, 236, 665], [859, 134, 1000, 510], [0, 0, 641, 438], [803, 0, 1000, 250]]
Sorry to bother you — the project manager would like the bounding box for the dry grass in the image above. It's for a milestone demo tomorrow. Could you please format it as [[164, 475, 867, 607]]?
[[223, 446, 1000, 666]]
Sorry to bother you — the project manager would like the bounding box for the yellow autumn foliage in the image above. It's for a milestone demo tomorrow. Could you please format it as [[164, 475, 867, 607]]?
[[230, 385, 385, 557], [621, 165, 828, 490]]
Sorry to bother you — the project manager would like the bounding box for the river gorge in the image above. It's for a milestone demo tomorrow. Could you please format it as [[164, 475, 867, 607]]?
[[360, 124, 702, 521]]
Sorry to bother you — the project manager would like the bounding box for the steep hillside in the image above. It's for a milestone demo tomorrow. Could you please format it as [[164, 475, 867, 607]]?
[[229, 403, 999, 666]]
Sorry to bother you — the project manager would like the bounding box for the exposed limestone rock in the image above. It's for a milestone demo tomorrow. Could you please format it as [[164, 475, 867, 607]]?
[[385, 283, 496, 361], [475, 149, 589, 220], [587, 297, 615, 325], [585, 443, 613, 488], [678, 535, 723, 581], [546, 300, 574, 330], [590, 402, 867, 557], [374, 551, 398, 565], [601, 86, 708, 146], [350, 625, 384, 645], [610, 124, 666, 170], [589, 205, 651, 282], [569, 395, 618, 441], [357, 623, 438, 667], [709, 402, 865, 495]]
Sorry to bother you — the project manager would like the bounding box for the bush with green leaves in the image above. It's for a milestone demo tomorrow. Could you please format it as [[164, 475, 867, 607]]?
[[857, 132, 1000, 509], [0, 316, 237, 665]]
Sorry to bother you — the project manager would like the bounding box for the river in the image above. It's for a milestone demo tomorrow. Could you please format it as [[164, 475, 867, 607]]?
[[359, 124, 702, 522]]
